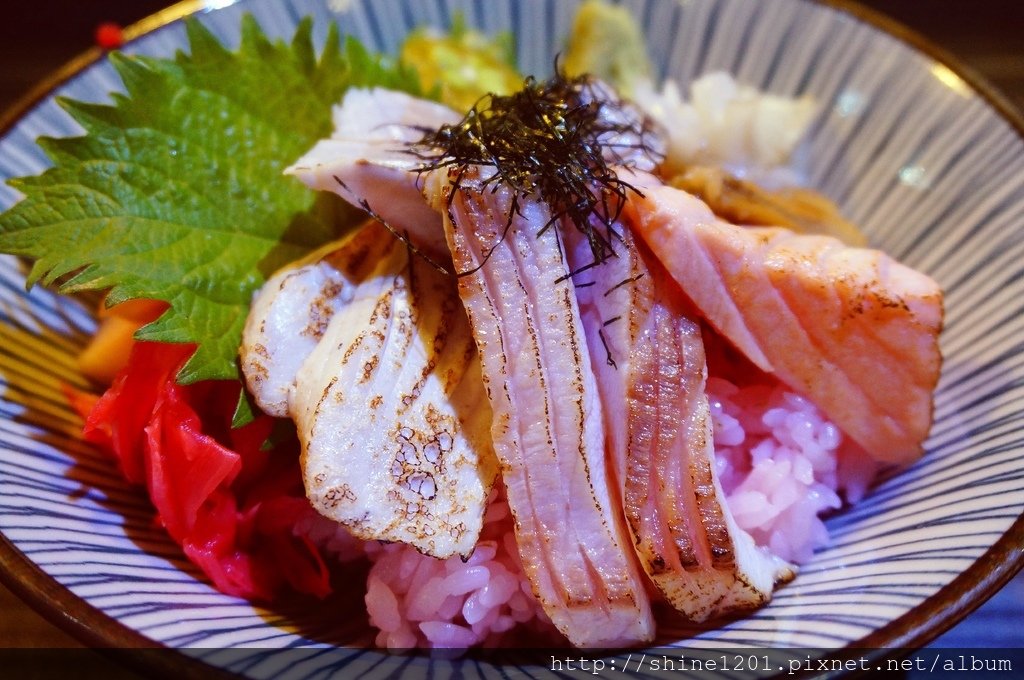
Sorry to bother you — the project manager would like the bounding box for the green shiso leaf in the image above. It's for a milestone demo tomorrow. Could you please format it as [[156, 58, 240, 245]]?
[[0, 16, 423, 422]]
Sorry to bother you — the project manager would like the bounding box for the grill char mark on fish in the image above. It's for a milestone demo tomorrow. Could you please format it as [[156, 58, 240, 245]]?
[[290, 234, 497, 559], [240, 221, 394, 417]]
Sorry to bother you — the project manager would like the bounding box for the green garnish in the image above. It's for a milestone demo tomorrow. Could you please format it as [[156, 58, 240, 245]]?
[[0, 16, 421, 424]]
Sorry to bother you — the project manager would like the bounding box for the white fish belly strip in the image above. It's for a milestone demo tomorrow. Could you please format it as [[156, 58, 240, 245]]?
[[433, 170, 654, 647], [293, 244, 495, 558], [241, 222, 394, 417]]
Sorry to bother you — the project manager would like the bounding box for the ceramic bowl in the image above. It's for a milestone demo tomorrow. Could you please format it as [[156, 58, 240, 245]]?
[[1, 0, 1022, 675]]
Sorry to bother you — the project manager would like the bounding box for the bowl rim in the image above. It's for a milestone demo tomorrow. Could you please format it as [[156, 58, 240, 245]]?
[[0, 0, 1021, 671]]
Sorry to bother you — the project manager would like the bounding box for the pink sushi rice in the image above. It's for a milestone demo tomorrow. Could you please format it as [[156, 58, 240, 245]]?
[[708, 376, 878, 564], [297, 373, 878, 649]]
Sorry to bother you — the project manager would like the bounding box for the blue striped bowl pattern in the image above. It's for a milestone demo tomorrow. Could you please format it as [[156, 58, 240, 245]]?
[[0, 0, 1022, 674]]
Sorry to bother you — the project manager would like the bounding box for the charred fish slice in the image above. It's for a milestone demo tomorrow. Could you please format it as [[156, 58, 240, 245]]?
[[622, 267, 791, 619], [240, 221, 393, 416], [255, 87, 459, 416], [291, 234, 497, 559], [566, 195, 790, 622], [425, 166, 655, 647], [285, 88, 459, 264]]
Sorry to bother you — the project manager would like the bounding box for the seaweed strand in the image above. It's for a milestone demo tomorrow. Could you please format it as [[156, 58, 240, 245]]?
[[411, 71, 663, 274]]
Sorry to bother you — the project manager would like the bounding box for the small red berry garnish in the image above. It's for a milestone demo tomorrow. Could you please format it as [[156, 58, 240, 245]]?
[[95, 22, 125, 51]]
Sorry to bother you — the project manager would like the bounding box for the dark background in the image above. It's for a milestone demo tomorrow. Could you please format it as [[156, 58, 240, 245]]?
[[0, 0, 1021, 661], [0, 0, 1022, 112]]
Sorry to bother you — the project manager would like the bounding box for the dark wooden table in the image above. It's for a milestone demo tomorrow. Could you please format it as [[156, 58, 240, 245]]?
[[0, 0, 1021, 660]]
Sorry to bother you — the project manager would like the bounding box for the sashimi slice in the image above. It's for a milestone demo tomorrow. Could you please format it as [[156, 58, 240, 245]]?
[[240, 221, 393, 416], [425, 165, 655, 647], [628, 185, 943, 464], [285, 88, 459, 264], [567, 204, 791, 622], [290, 233, 497, 559]]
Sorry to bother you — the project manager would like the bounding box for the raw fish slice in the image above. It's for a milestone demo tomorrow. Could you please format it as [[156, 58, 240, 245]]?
[[285, 88, 459, 263], [291, 231, 497, 559], [424, 166, 655, 647], [628, 185, 943, 464], [240, 221, 393, 416], [567, 201, 790, 622]]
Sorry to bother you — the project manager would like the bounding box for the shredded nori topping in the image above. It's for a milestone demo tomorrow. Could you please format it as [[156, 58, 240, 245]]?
[[411, 71, 664, 276]]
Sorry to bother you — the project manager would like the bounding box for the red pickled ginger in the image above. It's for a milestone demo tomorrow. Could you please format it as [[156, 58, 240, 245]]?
[[80, 341, 331, 601]]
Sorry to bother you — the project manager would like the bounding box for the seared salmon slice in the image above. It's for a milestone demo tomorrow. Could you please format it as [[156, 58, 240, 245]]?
[[627, 185, 943, 464]]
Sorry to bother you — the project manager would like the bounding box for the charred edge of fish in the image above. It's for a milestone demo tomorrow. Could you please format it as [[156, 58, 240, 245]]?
[[410, 71, 663, 270], [649, 554, 669, 575], [311, 375, 340, 431], [332, 175, 452, 277]]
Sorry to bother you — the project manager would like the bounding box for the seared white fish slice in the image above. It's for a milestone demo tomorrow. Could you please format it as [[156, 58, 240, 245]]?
[[248, 87, 458, 415], [291, 234, 497, 559], [240, 221, 393, 416], [425, 166, 655, 647], [285, 88, 459, 264], [566, 188, 792, 622]]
